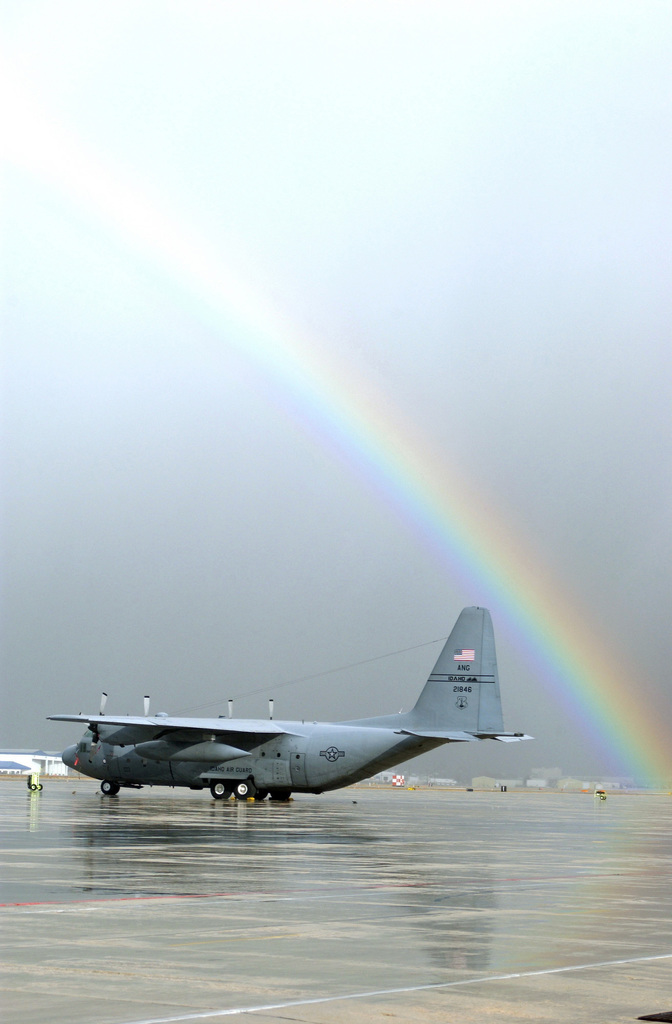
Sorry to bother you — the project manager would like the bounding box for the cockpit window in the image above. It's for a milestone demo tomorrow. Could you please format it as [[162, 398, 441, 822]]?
[[78, 729, 93, 753]]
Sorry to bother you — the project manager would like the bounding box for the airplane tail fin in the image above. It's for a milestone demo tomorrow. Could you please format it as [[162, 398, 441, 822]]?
[[410, 607, 505, 734]]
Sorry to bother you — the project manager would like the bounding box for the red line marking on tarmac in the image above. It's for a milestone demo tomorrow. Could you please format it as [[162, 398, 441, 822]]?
[[2, 893, 234, 908], [0, 879, 430, 909], [8, 865, 664, 910], [6, 867, 665, 910]]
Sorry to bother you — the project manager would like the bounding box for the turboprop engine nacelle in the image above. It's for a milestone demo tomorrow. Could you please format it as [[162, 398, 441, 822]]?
[[135, 740, 249, 762]]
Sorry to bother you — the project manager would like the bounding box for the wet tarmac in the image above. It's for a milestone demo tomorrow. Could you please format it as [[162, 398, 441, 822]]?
[[2, 779, 672, 1024]]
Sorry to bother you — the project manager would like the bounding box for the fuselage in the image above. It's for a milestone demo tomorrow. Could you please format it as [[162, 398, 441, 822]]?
[[62, 718, 442, 795]]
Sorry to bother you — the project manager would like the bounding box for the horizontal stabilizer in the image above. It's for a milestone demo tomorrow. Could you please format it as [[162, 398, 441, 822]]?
[[397, 729, 480, 742], [399, 728, 533, 743], [482, 733, 534, 743]]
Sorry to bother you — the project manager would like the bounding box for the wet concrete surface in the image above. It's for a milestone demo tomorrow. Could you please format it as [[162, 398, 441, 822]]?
[[2, 779, 672, 1023]]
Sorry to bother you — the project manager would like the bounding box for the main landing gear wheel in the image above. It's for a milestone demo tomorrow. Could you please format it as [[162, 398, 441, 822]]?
[[269, 789, 292, 801], [101, 780, 120, 796], [210, 781, 231, 800], [233, 781, 255, 800], [254, 789, 269, 801]]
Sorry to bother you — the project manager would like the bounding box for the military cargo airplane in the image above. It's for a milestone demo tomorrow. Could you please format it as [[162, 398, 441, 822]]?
[[49, 606, 531, 800]]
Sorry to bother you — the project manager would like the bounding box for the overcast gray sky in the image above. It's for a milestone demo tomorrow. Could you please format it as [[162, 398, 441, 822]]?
[[2, 1, 670, 784]]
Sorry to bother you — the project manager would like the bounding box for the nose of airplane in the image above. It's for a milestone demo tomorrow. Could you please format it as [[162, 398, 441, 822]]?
[[61, 744, 78, 769]]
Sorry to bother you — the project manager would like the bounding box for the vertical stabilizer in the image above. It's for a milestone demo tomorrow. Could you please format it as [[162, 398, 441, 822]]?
[[410, 606, 504, 733]]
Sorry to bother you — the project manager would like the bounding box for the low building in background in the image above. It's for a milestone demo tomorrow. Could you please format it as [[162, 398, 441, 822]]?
[[0, 751, 67, 776], [472, 776, 496, 788], [472, 776, 524, 789], [558, 778, 587, 791]]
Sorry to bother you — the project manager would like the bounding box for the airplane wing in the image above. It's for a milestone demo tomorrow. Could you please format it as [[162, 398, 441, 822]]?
[[48, 713, 293, 732], [47, 714, 304, 747]]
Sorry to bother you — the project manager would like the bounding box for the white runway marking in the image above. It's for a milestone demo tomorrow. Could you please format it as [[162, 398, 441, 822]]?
[[123, 952, 672, 1024]]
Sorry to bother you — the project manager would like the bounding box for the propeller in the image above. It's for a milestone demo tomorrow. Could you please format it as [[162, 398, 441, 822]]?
[[89, 692, 108, 741], [269, 698, 274, 720], [228, 699, 233, 719], [144, 695, 150, 717]]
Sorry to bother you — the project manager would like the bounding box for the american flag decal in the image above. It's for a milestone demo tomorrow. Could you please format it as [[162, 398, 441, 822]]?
[[454, 648, 475, 661]]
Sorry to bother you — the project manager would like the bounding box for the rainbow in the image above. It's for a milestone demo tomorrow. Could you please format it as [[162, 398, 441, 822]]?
[[7, 81, 667, 785]]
